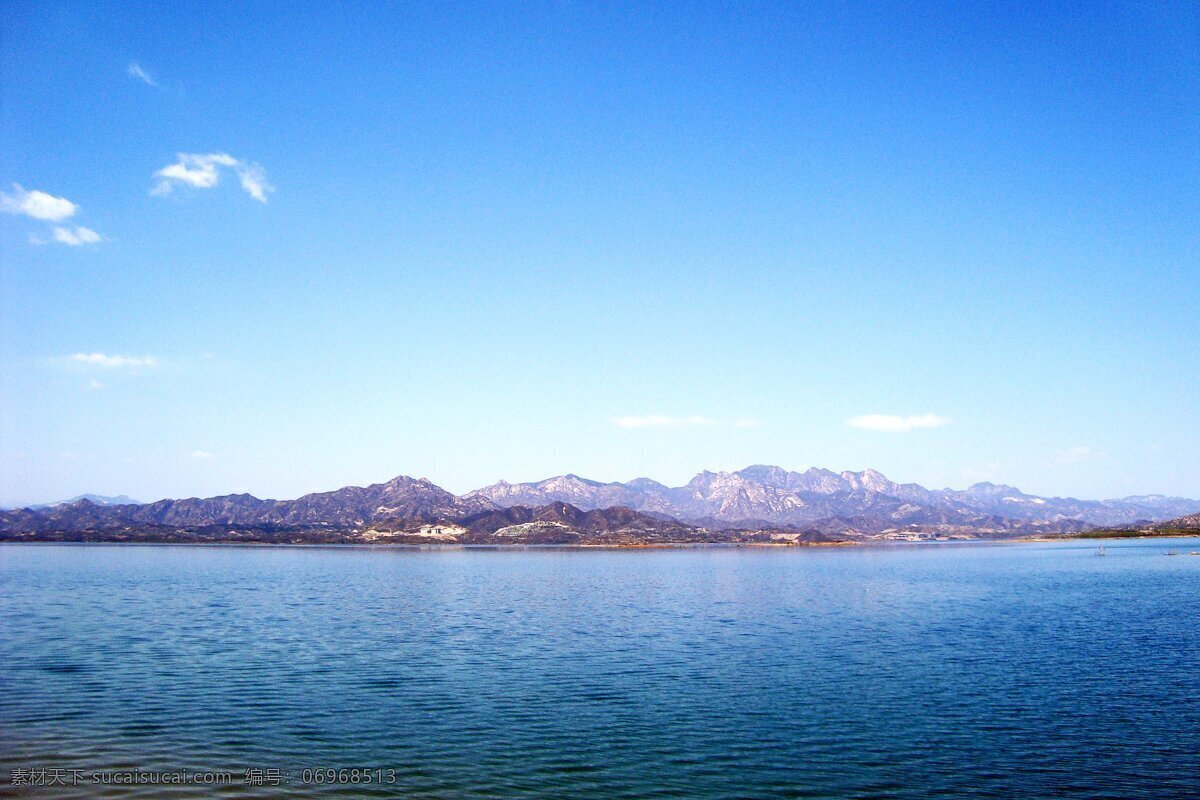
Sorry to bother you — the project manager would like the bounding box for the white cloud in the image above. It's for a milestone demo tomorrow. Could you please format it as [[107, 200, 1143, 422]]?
[[1054, 446, 1107, 464], [4, 185, 104, 245], [613, 415, 757, 429], [1, 184, 78, 221], [52, 226, 103, 246], [187, 450, 215, 460], [69, 353, 159, 369], [88, 379, 106, 390], [152, 153, 273, 202], [154, 153, 236, 191], [127, 62, 157, 87], [848, 413, 952, 433]]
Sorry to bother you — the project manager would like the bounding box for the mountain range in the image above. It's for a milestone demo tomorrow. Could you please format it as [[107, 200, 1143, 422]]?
[[465, 466, 1197, 528], [3, 466, 1197, 544]]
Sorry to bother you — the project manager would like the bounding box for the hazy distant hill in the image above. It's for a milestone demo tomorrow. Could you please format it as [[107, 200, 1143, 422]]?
[[28, 494, 141, 510]]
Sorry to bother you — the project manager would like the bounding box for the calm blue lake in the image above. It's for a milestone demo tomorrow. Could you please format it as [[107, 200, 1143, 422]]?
[[1, 539, 1198, 798]]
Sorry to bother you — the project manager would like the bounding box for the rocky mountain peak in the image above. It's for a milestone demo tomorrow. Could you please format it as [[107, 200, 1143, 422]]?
[[735, 464, 791, 485], [839, 469, 897, 494], [542, 474, 602, 488]]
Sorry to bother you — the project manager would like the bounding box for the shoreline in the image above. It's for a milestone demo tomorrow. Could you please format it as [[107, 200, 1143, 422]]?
[[1017, 531, 1200, 543], [0, 538, 862, 550], [2, 534, 1196, 551]]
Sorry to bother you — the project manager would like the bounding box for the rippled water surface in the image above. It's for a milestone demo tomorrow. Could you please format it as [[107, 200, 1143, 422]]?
[[2, 540, 1198, 798]]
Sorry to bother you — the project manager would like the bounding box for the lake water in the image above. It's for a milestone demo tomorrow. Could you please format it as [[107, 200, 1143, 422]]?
[[1, 539, 1198, 798]]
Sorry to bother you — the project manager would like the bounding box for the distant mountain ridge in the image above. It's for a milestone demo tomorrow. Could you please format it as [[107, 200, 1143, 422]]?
[[3, 466, 1196, 542], [466, 466, 1198, 528]]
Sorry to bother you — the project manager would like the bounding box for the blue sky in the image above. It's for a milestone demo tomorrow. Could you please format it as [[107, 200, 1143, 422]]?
[[1, 1, 1197, 505]]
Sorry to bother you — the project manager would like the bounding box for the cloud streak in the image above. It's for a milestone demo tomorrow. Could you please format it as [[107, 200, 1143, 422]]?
[[613, 415, 758, 429], [152, 153, 273, 202], [51, 226, 103, 246], [69, 353, 159, 369], [127, 62, 157, 87], [847, 413, 951, 433]]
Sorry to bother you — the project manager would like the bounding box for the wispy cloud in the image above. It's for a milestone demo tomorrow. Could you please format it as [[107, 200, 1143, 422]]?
[[1054, 446, 1107, 464], [613, 415, 758, 429], [847, 413, 952, 433], [186, 450, 215, 460], [235, 162, 271, 202], [68, 353, 159, 369], [1, 184, 78, 221], [50, 226, 103, 246], [127, 62, 157, 87], [152, 153, 273, 202]]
